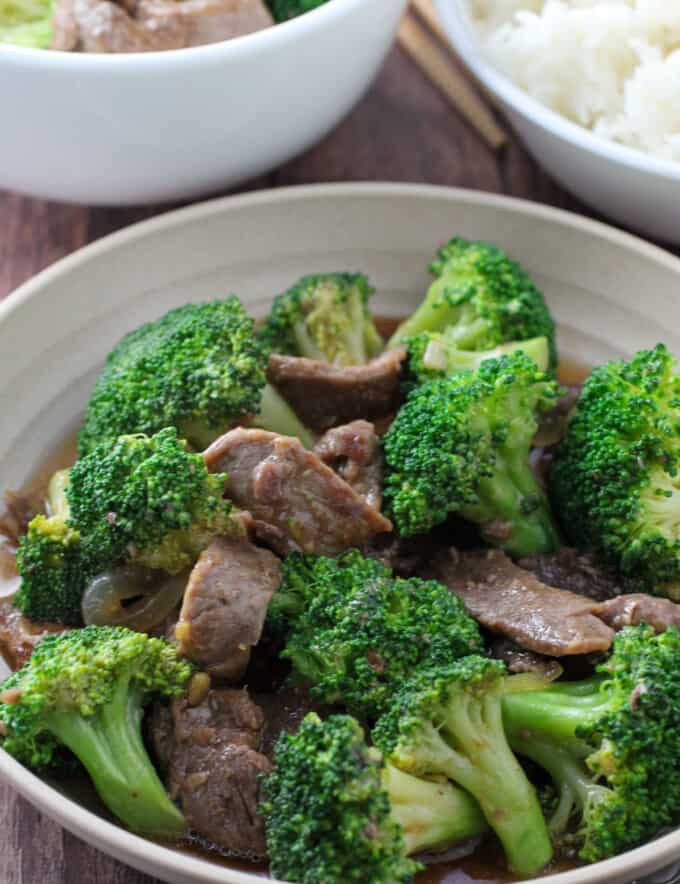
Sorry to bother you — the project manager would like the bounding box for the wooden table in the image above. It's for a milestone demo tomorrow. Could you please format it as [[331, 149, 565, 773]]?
[[0, 40, 674, 883]]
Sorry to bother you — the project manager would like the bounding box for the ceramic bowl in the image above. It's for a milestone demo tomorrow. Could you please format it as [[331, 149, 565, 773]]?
[[0, 0, 406, 205], [435, 0, 680, 245], [2, 183, 680, 883]]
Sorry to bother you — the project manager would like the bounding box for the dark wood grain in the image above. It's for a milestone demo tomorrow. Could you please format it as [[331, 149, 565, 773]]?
[[0, 38, 675, 883]]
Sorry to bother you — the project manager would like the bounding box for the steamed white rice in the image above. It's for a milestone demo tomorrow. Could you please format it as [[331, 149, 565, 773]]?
[[471, 0, 680, 163]]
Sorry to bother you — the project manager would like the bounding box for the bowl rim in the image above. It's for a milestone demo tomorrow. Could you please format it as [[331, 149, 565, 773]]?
[[0, 0, 360, 66], [434, 0, 680, 183], [3, 181, 680, 884]]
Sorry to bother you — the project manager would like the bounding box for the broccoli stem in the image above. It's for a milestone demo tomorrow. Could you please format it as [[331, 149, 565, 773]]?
[[382, 763, 487, 855], [292, 323, 329, 363], [46, 679, 186, 839], [464, 455, 560, 556], [444, 315, 494, 351], [434, 691, 553, 875], [0, 17, 52, 48], [175, 418, 220, 451], [253, 383, 315, 449], [504, 729, 607, 836], [48, 469, 71, 519], [364, 319, 385, 362], [435, 337, 550, 375], [293, 315, 365, 365], [306, 292, 366, 365], [388, 298, 467, 349], [501, 680, 625, 849], [181, 383, 314, 450], [345, 295, 369, 365], [391, 297, 506, 352], [502, 679, 609, 743]]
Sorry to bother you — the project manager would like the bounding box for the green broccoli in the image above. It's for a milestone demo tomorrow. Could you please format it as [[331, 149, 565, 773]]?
[[10, 468, 81, 624], [502, 625, 680, 862], [267, 0, 328, 21], [258, 273, 383, 366], [265, 547, 401, 636], [261, 713, 420, 883], [405, 332, 550, 387], [550, 344, 680, 598], [15, 427, 238, 625], [15, 515, 87, 626], [0, 626, 192, 838], [79, 298, 313, 455], [67, 428, 236, 573], [383, 351, 561, 554], [261, 712, 487, 883], [0, 0, 52, 47], [382, 759, 488, 856], [387, 238, 556, 369], [373, 658, 554, 877], [269, 550, 484, 720]]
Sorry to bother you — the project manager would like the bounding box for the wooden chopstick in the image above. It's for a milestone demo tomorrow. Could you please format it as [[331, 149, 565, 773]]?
[[411, 0, 448, 44], [412, 0, 506, 112], [397, 10, 508, 151]]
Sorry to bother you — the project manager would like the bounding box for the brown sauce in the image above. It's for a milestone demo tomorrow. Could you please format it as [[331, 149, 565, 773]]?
[[2, 316, 590, 883], [558, 356, 590, 387], [375, 315, 402, 340], [165, 834, 577, 882]]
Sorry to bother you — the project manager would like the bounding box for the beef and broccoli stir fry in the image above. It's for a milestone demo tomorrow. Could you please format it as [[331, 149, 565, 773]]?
[[1, 236, 680, 882], [0, 0, 329, 53]]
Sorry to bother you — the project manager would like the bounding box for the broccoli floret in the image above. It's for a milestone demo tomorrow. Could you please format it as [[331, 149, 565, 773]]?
[[382, 760, 487, 856], [387, 238, 556, 368], [259, 273, 383, 366], [502, 625, 680, 862], [267, 0, 328, 21], [262, 712, 480, 883], [67, 428, 236, 573], [550, 344, 680, 597], [405, 333, 550, 387], [15, 515, 88, 625], [373, 658, 554, 877], [383, 351, 561, 554], [0, 626, 192, 838], [79, 298, 313, 455], [15, 428, 238, 625], [265, 547, 397, 636], [270, 550, 484, 720]]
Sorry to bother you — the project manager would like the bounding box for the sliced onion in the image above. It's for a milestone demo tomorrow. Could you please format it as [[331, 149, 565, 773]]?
[[423, 338, 448, 372], [81, 566, 188, 632], [533, 414, 569, 449], [415, 835, 483, 866]]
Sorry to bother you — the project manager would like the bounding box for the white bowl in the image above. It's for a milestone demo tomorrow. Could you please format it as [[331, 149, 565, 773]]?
[[2, 182, 680, 883], [0, 0, 406, 206], [435, 0, 680, 244]]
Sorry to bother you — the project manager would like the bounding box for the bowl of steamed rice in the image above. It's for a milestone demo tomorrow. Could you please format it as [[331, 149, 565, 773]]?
[[435, 0, 680, 244]]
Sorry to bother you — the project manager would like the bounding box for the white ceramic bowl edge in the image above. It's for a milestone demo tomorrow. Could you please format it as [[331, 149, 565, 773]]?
[[434, 0, 680, 244], [0, 0, 407, 204]]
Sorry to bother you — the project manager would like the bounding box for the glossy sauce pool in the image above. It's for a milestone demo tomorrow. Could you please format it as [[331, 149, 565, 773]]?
[[1, 318, 591, 883]]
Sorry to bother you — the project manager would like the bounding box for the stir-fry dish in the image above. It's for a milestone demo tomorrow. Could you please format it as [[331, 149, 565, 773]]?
[[0, 0, 328, 52], [1, 238, 680, 883]]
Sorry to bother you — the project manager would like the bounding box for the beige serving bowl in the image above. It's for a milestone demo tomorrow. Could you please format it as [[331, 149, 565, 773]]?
[[1, 183, 680, 884]]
